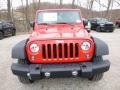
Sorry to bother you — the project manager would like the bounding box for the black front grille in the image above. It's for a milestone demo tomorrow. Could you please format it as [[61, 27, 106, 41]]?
[[104, 24, 114, 30], [42, 43, 79, 59]]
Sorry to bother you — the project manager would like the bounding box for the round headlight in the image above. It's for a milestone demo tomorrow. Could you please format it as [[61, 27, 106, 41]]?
[[81, 42, 90, 50], [30, 43, 39, 53]]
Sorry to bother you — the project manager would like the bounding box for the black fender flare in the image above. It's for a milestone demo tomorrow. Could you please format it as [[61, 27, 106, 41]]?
[[92, 37, 109, 56], [12, 39, 28, 59]]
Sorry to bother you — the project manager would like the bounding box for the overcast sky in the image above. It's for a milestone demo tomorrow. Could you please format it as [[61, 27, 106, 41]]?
[[0, 0, 120, 11]]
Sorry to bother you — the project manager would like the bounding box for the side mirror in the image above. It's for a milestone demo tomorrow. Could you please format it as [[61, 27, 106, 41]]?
[[85, 26, 91, 33], [30, 21, 35, 28], [83, 20, 88, 27], [85, 22, 91, 33]]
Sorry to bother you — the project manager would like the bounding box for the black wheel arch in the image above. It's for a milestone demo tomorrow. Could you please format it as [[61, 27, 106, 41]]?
[[12, 39, 29, 59], [92, 37, 109, 56]]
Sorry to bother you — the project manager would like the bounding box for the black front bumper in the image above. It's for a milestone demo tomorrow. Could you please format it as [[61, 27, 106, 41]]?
[[11, 60, 110, 80], [100, 26, 114, 32]]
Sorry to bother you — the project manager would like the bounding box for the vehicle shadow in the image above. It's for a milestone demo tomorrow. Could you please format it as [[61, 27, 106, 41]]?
[[21, 77, 104, 90]]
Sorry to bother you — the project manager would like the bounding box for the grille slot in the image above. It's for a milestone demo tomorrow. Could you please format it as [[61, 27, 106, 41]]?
[[42, 44, 46, 59], [75, 43, 79, 57], [64, 44, 68, 58], [105, 24, 114, 30], [58, 44, 62, 58], [42, 43, 79, 59], [70, 43, 73, 58], [53, 44, 57, 58], [47, 44, 51, 58]]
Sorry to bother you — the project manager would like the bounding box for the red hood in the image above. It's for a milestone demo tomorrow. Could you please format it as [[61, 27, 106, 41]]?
[[29, 24, 91, 41]]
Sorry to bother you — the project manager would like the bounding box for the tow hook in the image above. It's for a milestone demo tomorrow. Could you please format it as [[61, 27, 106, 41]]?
[[27, 73, 32, 80]]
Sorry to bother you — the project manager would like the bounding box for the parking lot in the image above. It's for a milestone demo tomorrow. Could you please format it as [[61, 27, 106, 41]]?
[[0, 29, 120, 90]]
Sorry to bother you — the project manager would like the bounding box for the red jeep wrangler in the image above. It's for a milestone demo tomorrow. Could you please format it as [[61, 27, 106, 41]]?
[[11, 9, 110, 84]]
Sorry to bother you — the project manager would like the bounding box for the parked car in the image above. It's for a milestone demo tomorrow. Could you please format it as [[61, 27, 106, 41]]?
[[90, 18, 115, 32], [11, 9, 110, 84], [116, 18, 120, 28], [83, 18, 91, 33], [0, 21, 16, 40]]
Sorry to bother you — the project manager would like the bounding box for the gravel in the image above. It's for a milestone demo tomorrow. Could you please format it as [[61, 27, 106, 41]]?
[[0, 29, 120, 90]]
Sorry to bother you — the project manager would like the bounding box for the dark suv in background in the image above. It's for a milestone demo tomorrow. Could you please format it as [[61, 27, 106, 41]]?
[[0, 21, 16, 40], [90, 18, 115, 32]]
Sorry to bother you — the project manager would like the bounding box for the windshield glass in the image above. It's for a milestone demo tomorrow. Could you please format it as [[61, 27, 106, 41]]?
[[37, 11, 81, 24], [97, 18, 109, 24]]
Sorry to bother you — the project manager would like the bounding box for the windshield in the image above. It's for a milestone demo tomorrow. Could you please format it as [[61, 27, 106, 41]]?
[[37, 11, 81, 24], [97, 18, 109, 24]]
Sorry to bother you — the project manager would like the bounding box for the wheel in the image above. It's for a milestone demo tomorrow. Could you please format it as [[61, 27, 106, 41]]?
[[116, 24, 119, 28], [96, 26, 101, 32], [18, 76, 34, 84], [0, 31, 4, 40], [89, 73, 103, 81], [109, 30, 114, 32], [12, 29, 16, 36], [88, 56, 104, 81], [91, 26, 95, 30], [17, 59, 34, 84]]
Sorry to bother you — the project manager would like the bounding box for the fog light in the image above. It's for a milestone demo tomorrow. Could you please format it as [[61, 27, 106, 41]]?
[[72, 71, 78, 76], [86, 54, 90, 59], [45, 72, 51, 77], [27, 73, 31, 80], [31, 56, 35, 60]]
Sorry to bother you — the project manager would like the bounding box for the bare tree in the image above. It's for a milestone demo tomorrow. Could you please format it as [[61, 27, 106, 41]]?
[[0, 3, 1, 19], [7, 0, 11, 20], [11, 0, 15, 23], [106, 0, 112, 18], [26, 0, 30, 31], [90, 0, 95, 14], [114, 0, 120, 6], [95, 0, 107, 8], [77, 0, 81, 7], [72, 0, 75, 8], [33, 0, 37, 11], [98, 0, 103, 17], [60, 0, 62, 8], [21, 0, 26, 30], [38, 0, 41, 9], [108, 0, 114, 20], [55, 0, 57, 5], [87, 0, 95, 18]]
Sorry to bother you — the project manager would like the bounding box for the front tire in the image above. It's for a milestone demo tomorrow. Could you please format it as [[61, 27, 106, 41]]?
[[96, 26, 101, 32], [88, 56, 104, 81], [0, 31, 4, 40], [109, 30, 114, 32], [116, 24, 119, 28], [18, 76, 34, 84], [12, 29, 16, 36], [18, 59, 34, 84]]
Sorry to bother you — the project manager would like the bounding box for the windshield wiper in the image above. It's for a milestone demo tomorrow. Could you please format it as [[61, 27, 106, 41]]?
[[38, 23, 50, 25], [38, 22, 73, 25], [55, 22, 73, 25]]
